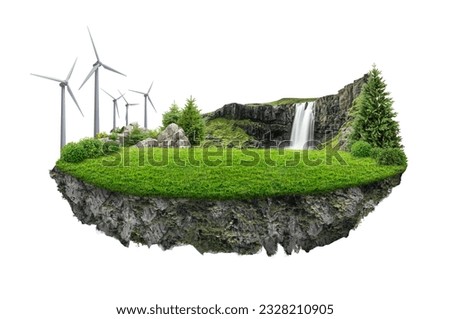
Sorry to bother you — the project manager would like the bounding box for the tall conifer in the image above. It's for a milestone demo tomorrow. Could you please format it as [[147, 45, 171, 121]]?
[[351, 65, 402, 148], [179, 96, 205, 145]]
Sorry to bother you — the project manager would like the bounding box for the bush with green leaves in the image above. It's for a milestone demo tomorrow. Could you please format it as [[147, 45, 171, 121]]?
[[162, 102, 182, 127], [61, 138, 120, 163], [78, 138, 103, 158], [60, 142, 87, 163], [178, 96, 205, 145], [146, 128, 161, 139], [126, 126, 144, 146], [111, 127, 124, 134], [102, 141, 120, 155], [95, 132, 108, 139], [370, 147, 383, 160], [350, 65, 402, 149], [351, 141, 372, 157], [109, 132, 118, 141], [122, 123, 156, 146], [377, 148, 407, 166]]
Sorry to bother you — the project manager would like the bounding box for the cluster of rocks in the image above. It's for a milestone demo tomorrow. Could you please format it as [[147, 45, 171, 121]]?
[[105, 123, 191, 148]]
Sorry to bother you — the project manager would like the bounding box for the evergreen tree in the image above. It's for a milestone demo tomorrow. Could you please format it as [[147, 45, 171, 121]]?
[[350, 65, 402, 148], [162, 101, 182, 127], [178, 96, 205, 145]]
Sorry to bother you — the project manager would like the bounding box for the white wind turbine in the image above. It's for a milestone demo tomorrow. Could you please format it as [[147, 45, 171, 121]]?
[[102, 89, 124, 130], [119, 90, 139, 126], [31, 58, 84, 150], [79, 27, 126, 137], [129, 82, 157, 129]]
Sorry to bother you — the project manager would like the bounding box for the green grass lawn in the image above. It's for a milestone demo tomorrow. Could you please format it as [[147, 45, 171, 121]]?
[[56, 147, 406, 199]]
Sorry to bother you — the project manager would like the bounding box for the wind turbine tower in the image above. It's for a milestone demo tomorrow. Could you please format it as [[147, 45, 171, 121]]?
[[102, 89, 124, 130], [119, 90, 139, 126], [130, 82, 157, 129]]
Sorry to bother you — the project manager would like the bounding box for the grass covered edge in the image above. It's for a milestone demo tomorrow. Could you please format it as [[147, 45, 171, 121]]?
[[55, 147, 406, 200]]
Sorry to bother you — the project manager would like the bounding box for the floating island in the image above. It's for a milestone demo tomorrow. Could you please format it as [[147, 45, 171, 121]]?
[[51, 69, 407, 255]]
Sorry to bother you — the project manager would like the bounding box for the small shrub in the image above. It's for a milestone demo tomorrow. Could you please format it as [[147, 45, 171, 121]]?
[[109, 132, 118, 141], [123, 124, 154, 146], [351, 141, 372, 157], [96, 132, 108, 139], [125, 132, 145, 146], [111, 127, 124, 134], [146, 128, 161, 139], [130, 123, 141, 133], [60, 142, 87, 163], [370, 147, 383, 160], [377, 148, 407, 166], [102, 141, 120, 155], [79, 138, 103, 158]]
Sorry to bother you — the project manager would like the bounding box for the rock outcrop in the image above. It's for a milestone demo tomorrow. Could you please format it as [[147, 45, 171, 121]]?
[[135, 138, 159, 148], [313, 75, 368, 148], [51, 168, 402, 255], [205, 103, 295, 147], [157, 123, 190, 147], [130, 123, 191, 148]]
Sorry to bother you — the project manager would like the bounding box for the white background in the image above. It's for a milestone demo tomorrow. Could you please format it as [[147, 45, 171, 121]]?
[[1, 0, 449, 318]]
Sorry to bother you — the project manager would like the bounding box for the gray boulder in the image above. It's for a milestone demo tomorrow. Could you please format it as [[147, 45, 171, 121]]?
[[135, 138, 159, 148], [157, 123, 191, 147]]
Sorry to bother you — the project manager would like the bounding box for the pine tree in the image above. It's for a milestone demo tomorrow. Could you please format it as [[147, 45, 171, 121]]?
[[162, 101, 182, 127], [178, 96, 205, 145], [350, 65, 402, 148]]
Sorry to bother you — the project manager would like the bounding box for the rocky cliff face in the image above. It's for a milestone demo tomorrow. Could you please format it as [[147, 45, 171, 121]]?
[[313, 75, 368, 148], [51, 168, 402, 255], [205, 75, 368, 149], [205, 103, 296, 147]]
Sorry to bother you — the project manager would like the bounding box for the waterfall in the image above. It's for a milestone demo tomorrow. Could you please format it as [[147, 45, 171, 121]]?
[[289, 102, 315, 149]]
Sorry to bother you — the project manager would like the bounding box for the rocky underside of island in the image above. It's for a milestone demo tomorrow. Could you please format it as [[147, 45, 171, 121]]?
[[51, 168, 401, 255]]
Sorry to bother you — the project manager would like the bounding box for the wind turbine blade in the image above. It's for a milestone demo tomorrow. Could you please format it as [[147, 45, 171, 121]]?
[[118, 91, 125, 99], [129, 89, 145, 95], [148, 96, 157, 112], [87, 27, 100, 61], [66, 58, 77, 81], [102, 63, 126, 77], [119, 90, 129, 104], [101, 88, 115, 99], [115, 104, 120, 118], [129, 103, 139, 106], [67, 85, 84, 117], [79, 65, 99, 89], [147, 81, 154, 95], [30, 73, 63, 83]]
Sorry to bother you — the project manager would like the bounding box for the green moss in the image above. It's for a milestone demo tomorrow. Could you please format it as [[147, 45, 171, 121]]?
[[204, 118, 255, 147]]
